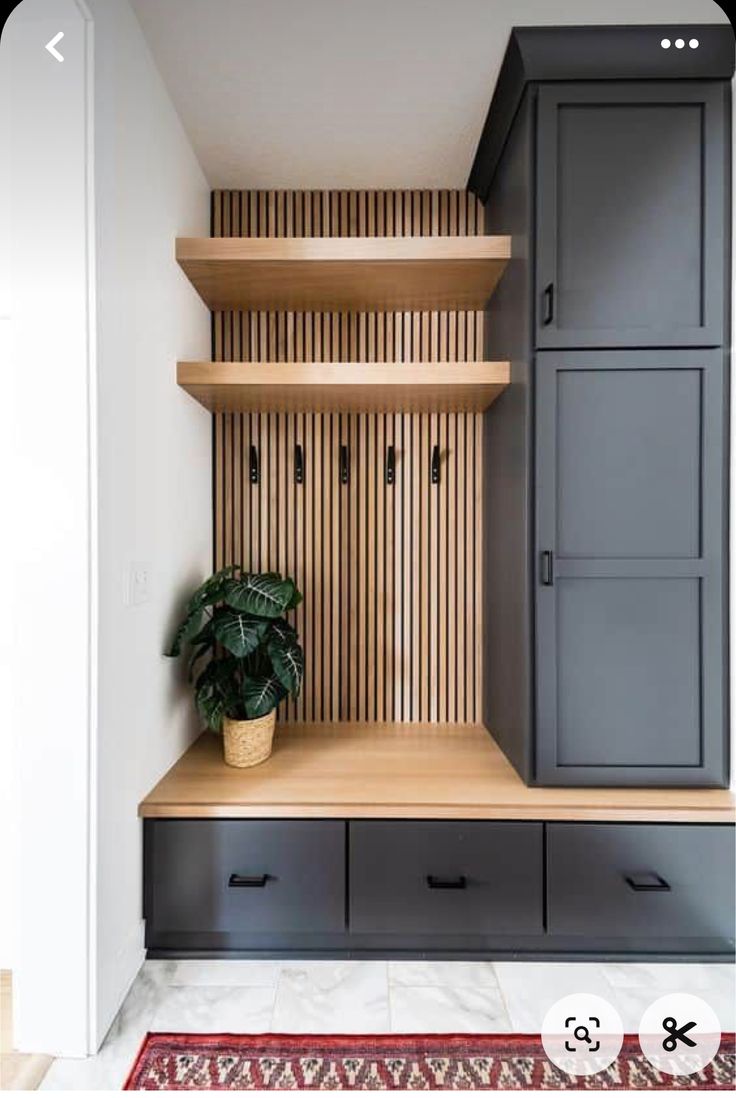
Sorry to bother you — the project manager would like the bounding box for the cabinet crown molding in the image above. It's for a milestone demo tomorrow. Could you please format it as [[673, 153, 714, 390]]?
[[468, 23, 735, 201]]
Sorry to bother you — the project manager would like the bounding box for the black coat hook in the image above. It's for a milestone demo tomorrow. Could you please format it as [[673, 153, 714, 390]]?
[[295, 444, 304, 484], [386, 445, 395, 485], [431, 444, 440, 485], [249, 444, 259, 484], [340, 444, 349, 485]]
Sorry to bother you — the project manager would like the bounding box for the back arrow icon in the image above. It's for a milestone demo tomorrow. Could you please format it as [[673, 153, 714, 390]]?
[[45, 32, 64, 62]]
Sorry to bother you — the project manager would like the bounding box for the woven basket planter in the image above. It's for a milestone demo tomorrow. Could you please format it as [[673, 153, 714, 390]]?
[[222, 711, 276, 768]]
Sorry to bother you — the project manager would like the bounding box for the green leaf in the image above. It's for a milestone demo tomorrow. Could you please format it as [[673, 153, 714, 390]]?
[[196, 688, 228, 733], [187, 566, 237, 614], [194, 656, 240, 732], [189, 616, 216, 646], [285, 584, 303, 610], [268, 639, 304, 696], [265, 618, 303, 695], [187, 640, 213, 683], [212, 611, 269, 658], [267, 618, 299, 645], [165, 607, 204, 658], [226, 573, 296, 618], [194, 655, 237, 693], [243, 674, 287, 718], [165, 566, 238, 657]]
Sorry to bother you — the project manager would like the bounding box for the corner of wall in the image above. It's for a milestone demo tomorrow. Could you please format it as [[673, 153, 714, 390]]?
[[90, 0, 211, 1048]]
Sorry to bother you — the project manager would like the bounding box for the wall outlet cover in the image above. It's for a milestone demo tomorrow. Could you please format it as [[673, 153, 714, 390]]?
[[126, 562, 152, 606]]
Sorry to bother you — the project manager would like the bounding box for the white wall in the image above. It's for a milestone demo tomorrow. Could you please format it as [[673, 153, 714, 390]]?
[[0, 8, 17, 976], [731, 68, 735, 792], [87, 0, 211, 1046], [3, 0, 96, 1055], [3, 0, 210, 1054]]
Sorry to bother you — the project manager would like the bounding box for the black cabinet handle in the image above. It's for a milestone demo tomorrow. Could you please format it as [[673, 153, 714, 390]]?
[[340, 445, 349, 485], [426, 874, 467, 890], [542, 282, 555, 325], [540, 550, 554, 586], [229, 873, 270, 888], [249, 445, 259, 484], [625, 873, 671, 893]]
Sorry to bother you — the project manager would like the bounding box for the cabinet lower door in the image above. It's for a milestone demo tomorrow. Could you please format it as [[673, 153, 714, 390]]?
[[535, 350, 726, 786]]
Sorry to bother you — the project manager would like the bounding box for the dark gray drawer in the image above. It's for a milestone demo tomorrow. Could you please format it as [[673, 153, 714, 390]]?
[[349, 821, 543, 934], [548, 823, 735, 940], [145, 820, 345, 934]]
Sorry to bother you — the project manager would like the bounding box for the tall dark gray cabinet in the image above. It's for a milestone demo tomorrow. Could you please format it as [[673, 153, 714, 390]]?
[[470, 25, 734, 787]]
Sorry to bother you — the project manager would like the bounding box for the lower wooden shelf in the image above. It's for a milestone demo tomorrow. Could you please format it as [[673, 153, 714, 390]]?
[[138, 724, 736, 823], [177, 361, 510, 413]]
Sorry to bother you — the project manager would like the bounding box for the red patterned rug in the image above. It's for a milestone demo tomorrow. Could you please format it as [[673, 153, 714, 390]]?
[[124, 1032, 736, 1090]]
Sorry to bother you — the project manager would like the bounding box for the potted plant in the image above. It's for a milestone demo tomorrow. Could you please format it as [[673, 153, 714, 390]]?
[[166, 566, 303, 768]]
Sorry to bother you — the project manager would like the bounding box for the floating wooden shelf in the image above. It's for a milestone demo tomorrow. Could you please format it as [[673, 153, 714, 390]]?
[[177, 361, 511, 413], [139, 725, 736, 823], [176, 235, 511, 312]]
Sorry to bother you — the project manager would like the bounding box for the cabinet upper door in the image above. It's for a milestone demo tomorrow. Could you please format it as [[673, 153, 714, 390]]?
[[535, 82, 727, 349]]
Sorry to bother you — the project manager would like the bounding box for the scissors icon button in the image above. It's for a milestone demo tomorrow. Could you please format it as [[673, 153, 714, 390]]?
[[662, 1017, 697, 1052], [639, 993, 719, 1077]]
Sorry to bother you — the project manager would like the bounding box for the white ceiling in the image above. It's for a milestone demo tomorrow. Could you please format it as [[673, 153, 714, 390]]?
[[130, 0, 728, 189]]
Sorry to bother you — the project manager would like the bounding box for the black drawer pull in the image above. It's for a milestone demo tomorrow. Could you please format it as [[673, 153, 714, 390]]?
[[542, 282, 555, 325], [229, 873, 270, 888], [426, 874, 467, 890], [625, 873, 671, 893]]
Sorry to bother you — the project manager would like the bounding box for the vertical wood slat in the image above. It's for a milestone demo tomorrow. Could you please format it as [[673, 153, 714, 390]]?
[[213, 190, 484, 725]]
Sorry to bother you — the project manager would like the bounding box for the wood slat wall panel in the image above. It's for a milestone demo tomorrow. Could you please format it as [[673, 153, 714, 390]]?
[[212, 190, 483, 724]]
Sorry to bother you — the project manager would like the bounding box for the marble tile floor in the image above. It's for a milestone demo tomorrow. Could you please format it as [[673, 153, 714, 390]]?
[[40, 959, 735, 1091], [1, 971, 53, 1092]]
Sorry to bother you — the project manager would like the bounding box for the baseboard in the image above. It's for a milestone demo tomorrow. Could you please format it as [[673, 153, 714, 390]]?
[[94, 924, 146, 1052]]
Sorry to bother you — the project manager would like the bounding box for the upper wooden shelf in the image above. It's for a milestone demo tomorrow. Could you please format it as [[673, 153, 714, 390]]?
[[177, 361, 510, 413], [139, 724, 736, 823], [176, 235, 511, 312]]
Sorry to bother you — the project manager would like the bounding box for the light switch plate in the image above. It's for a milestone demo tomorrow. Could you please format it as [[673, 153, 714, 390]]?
[[126, 562, 151, 606]]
